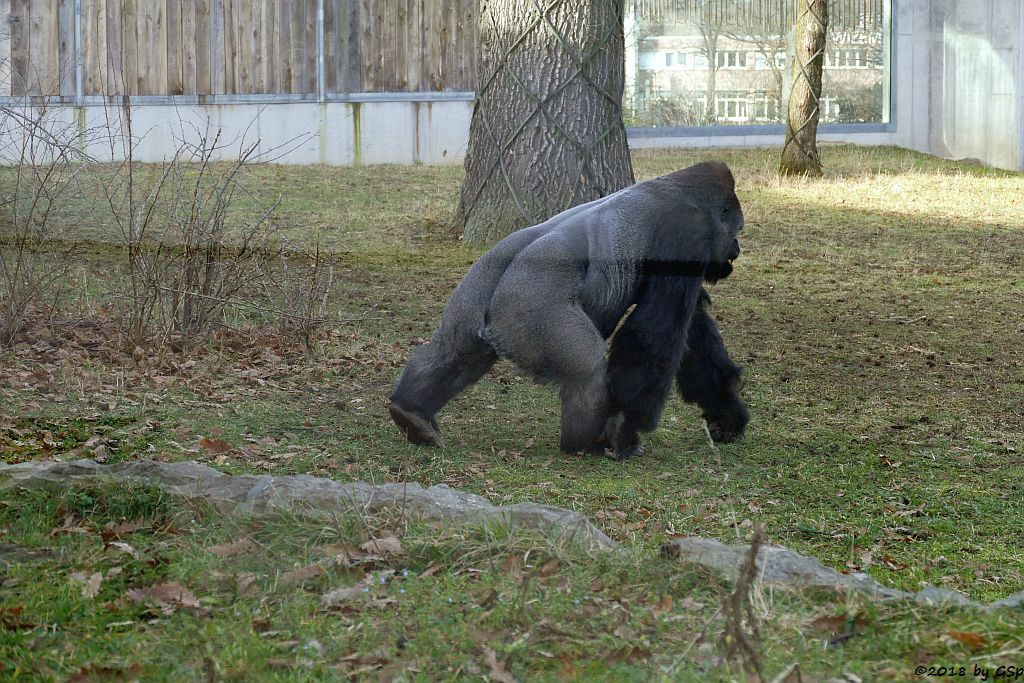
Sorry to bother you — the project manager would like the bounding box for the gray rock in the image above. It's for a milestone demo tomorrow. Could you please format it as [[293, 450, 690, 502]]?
[[0, 460, 615, 551], [913, 586, 980, 608], [661, 537, 910, 599], [987, 590, 1024, 610]]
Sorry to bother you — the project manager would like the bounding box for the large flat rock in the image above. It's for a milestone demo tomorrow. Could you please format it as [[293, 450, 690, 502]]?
[[0, 460, 616, 551], [662, 536, 911, 599]]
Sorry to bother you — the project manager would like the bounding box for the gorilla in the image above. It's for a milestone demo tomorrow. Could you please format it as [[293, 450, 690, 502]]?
[[388, 161, 749, 459]]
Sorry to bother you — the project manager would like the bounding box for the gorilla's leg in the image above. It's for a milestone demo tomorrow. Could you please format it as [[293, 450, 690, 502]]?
[[605, 278, 704, 459], [676, 291, 749, 443], [487, 275, 610, 454], [389, 333, 497, 446]]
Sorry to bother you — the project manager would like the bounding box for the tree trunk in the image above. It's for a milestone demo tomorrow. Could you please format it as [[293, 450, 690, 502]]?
[[779, 0, 828, 177], [457, 1, 635, 245]]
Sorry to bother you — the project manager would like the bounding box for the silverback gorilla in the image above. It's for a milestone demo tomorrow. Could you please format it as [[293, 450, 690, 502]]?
[[388, 161, 749, 459]]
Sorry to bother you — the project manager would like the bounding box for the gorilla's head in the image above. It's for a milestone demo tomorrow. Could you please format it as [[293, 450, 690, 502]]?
[[687, 162, 743, 283]]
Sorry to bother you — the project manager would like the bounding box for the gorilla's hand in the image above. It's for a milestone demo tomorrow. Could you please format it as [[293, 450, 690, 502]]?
[[704, 398, 749, 444], [602, 412, 644, 460]]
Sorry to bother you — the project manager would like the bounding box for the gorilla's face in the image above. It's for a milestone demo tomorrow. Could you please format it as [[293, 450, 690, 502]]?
[[707, 191, 744, 283]]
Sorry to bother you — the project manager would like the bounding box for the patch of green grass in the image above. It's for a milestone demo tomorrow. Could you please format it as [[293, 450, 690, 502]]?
[[2, 483, 1022, 681], [3, 145, 1024, 677]]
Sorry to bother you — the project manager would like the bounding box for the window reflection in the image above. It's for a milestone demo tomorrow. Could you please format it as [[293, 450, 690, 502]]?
[[624, 0, 890, 128]]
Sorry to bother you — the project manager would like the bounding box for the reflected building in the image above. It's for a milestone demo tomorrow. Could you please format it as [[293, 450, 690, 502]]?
[[624, 0, 890, 128]]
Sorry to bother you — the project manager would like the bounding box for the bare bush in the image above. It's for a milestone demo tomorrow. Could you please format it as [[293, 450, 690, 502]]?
[[101, 109, 292, 349], [260, 235, 336, 349], [0, 98, 92, 345]]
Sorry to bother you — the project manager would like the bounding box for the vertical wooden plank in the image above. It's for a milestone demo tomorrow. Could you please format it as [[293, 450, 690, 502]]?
[[345, 0, 360, 92], [82, 0, 107, 95], [359, 0, 373, 91], [304, 0, 316, 94], [154, 0, 167, 94], [248, 0, 259, 92], [209, 0, 223, 93], [323, 0, 334, 91], [277, 0, 290, 93], [0, 0, 13, 96], [405, 0, 420, 93], [133, 0, 149, 94], [79, 0, 92, 95], [249, 0, 261, 93], [289, 0, 303, 93], [222, 0, 235, 93], [234, 0, 250, 93], [377, 0, 386, 91], [182, 0, 197, 94], [181, 0, 194, 94], [424, 0, 439, 91], [441, 0, 453, 91], [392, 0, 405, 91], [192, 0, 207, 94], [58, 0, 75, 95], [28, 0, 56, 94], [7, 0, 29, 96], [335, 0, 347, 92], [262, 0, 274, 93], [105, 0, 123, 94], [166, 0, 181, 94], [123, 0, 138, 94]]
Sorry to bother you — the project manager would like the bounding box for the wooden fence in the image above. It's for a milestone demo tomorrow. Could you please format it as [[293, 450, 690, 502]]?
[[0, 0, 478, 97]]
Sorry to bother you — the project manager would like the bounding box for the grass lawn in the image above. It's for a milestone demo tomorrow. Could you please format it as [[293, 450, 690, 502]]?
[[1, 145, 1023, 680]]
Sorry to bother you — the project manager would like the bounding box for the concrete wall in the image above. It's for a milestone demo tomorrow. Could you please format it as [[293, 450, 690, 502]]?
[[0, 96, 475, 166], [894, 0, 1023, 169]]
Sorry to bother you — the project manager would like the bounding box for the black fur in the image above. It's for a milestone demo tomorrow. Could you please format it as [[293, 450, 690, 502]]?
[[388, 161, 748, 457]]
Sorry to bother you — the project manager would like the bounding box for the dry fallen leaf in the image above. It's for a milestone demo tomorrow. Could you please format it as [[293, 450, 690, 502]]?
[[236, 573, 260, 598], [498, 554, 523, 579], [945, 629, 987, 649], [769, 662, 804, 683], [125, 582, 202, 615], [281, 563, 326, 586], [808, 612, 872, 646], [475, 587, 499, 610], [106, 541, 140, 560], [100, 519, 147, 544], [199, 437, 232, 453], [208, 537, 257, 558], [538, 559, 559, 579], [483, 647, 516, 683], [321, 583, 369, 608], [651, 594, 673, 617], [359, 536, 404, 557], [67, 663, 142, 682], [420, 563, 442, 578], [71, 571, 103, 599]]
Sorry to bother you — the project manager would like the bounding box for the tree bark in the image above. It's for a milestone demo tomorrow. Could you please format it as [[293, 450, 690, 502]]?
[[779, 0, 828, 177], [457, 1, 635, 245]]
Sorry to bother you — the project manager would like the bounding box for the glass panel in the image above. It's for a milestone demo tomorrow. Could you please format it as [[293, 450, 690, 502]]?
[[624, 0, 891, 128]]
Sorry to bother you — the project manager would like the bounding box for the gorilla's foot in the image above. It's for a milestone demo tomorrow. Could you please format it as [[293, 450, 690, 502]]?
[[388, 402, 444, 447]]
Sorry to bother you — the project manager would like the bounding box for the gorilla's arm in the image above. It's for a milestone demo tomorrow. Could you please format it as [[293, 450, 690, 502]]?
[[675, 290, 749, 443], [605, 274, 704, 458]]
